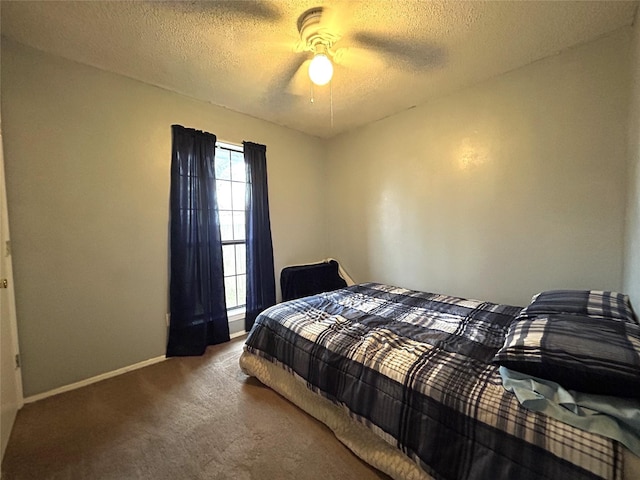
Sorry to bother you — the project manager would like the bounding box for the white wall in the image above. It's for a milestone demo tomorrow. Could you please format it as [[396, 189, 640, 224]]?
[[1, 39, 327, 397], [624, 10, 640, 307], [326, 30, 632, 307]]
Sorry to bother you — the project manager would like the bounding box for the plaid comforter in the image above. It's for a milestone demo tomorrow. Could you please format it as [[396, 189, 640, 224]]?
[[244, 283, 623, 480]]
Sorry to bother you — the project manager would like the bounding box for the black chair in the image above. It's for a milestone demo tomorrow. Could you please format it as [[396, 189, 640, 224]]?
[[280, 260, 348, 302]]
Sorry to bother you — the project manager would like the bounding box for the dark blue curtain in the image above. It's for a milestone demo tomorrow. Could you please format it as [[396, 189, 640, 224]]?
[[167, 125, 229, 356], [244, 141, 276, 331]]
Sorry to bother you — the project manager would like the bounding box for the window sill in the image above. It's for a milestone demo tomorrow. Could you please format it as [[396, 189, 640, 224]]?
[[228, 308, 246, 337], [228, 307, 245, 322]]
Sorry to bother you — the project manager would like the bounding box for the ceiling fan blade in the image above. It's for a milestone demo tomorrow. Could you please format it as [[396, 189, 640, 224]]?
[[286, 59, 311, 97], [263, 54, 308, 111], [158, 1, 282, 21], [352, 32, 447, 70], [333, 46, 385, 71], [264, 38, 303, 55], [206, 1, 282, 21]]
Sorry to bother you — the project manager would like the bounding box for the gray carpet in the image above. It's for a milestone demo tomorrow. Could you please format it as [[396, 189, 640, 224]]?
[[1, 336, 389, 479]]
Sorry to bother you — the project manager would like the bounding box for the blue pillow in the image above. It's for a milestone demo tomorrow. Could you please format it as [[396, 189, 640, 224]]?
[[518, 290, 637, 324], [493, 314, 640, 398]]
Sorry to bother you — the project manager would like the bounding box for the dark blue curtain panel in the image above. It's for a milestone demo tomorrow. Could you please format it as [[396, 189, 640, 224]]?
[[167, 125, 229, 356], [244, 141, 276, 331]]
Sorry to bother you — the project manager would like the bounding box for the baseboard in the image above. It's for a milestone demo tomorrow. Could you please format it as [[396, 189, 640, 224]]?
[[24, 334, 247, 404], [23, 355, 167, 404]]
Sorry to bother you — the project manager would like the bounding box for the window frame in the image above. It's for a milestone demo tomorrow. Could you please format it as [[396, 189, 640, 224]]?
[[215, 140, 247, 316]]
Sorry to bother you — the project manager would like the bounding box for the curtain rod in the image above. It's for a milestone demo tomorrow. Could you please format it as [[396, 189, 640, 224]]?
[[217, 140, 243, 151]]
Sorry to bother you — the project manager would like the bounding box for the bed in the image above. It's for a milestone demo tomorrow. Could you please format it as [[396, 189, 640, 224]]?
[[239, 283, 640, 480]]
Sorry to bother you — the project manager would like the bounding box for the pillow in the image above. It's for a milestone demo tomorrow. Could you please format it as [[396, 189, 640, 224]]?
[[518, 289, 637, 324], [493, 314, 640, 398]]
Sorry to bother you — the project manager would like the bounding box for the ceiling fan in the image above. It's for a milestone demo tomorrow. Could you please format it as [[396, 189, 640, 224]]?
[[280, 5, 446, 96], [295, 7, 341, 86], [160, 1, 445, 105]]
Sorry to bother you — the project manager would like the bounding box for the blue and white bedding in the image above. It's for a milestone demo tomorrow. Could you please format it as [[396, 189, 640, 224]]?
[[242, 283, 630, 480]]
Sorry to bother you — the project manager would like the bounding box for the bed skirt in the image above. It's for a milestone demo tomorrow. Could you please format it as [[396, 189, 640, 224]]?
[[240, 350, 640, 480], [239, 350, 433, 480]]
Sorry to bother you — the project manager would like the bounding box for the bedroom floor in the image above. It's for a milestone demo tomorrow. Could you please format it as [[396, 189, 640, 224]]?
[[1, 336, 389, 480]]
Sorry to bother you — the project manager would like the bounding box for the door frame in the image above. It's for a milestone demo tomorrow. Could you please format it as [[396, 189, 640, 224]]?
[[0, 120, 24, 460]]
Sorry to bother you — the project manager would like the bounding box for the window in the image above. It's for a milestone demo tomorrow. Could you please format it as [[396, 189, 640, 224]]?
[[214, 142, 246, 313]]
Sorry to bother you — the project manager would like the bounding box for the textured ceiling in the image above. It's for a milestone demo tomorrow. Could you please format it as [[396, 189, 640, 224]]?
[[2, 1, 638, 138]]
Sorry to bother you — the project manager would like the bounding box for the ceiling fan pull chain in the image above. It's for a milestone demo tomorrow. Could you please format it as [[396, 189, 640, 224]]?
[[310, 81, 315, 104], [330, 79, 334, 128]]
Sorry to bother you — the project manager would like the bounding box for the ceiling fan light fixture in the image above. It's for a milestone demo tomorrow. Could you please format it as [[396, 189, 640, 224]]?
[[309, 53, 333, 86]]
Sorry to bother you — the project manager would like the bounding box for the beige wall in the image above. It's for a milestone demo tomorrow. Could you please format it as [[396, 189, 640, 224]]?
[[3, 25, 638, 398], [624, 11, 640, 306], [1, 39, 327, 397], [326, 30, 632, 307]]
